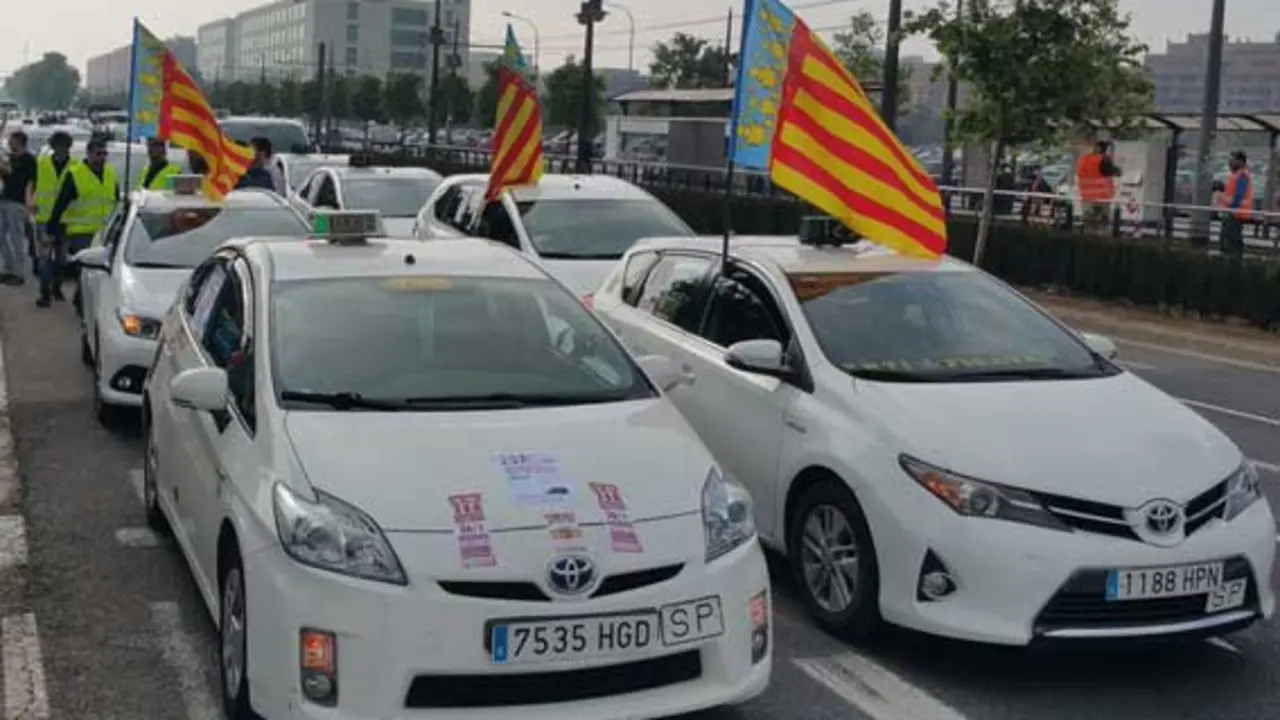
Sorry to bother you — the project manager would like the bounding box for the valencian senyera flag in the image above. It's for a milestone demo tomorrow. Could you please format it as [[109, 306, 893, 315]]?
[[128, 19, 254, 200], [730, 0, 947, 258], [485, 25, 544, 201]]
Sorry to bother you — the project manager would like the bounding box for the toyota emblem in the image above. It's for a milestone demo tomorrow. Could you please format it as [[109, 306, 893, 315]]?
[[1142, 499, 1184, 536], [546, 555, 597, 596]]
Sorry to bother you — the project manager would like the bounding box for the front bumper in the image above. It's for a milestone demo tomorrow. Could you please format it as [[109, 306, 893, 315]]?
[[98, 324, 156, 407], [868, 484, 1276, 646], [244, 532, 771, 719]]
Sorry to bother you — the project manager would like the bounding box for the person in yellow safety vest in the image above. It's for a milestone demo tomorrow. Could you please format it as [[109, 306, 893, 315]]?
[[136, 138, 180, 191], [1075, 140, 1122, 234], [44, 138, 119, 313], [32, 131, 76, 307], [1217, 150, 1253, 258]]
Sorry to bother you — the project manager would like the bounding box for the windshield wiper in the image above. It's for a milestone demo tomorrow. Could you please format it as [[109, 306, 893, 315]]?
[[947, 366, 1107, 381], [536, 252, 623, 260], [130, 261, 187, 269], [848, 369, 947, 383], [280, 390, 405, 410], [402, 392, 627, 408]]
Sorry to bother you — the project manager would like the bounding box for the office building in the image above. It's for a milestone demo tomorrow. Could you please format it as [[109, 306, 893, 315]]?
[[196, 0, 471, 85], [85, 36, 197, 94], [1147, 33, 1280, 113]]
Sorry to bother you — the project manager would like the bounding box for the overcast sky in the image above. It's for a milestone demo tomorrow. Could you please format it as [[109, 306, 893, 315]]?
[[1, 0, 1275, 79]]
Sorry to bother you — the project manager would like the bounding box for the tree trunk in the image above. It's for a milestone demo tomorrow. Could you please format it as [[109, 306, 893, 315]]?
[[973, 139, 1004, 267]]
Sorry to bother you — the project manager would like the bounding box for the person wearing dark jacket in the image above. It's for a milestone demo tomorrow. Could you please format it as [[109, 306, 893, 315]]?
[[45, 138, 119, 312], [235, 137, 278, 192]]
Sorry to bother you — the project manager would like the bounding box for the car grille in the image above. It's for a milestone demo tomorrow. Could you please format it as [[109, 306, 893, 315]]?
[[1034, 556, 1257, 633], [1029, 479, 1228, 542], [437, 563, 684, 602], [403, 650, 702, 708]]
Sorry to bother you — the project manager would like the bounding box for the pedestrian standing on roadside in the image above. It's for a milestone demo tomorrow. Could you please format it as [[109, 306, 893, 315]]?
[[1075, 140, 1121, 235], [33, 131, 76, 307], [45, 138, 119, 313], [1217, 150, 1252, 259], [0, 129, 37, 285]]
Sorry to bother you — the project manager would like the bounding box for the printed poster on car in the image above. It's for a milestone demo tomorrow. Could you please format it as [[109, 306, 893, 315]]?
[[589, 482, 643, 554], [494, 452, 575, 507], [449, 492, 497, 568]]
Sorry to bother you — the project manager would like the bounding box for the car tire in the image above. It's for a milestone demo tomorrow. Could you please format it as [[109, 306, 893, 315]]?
[[787, 478, 882, 640], [142, 409, 171, 535], [219, 545, 260, 720], [80, 332, 93, 367], [92, 336, 121, 428]]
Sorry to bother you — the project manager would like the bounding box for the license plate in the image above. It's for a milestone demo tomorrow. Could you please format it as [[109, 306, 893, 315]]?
[[489, 597, 723, 665], [1205, 578, 1248, 613], [1105, 561, 1225, 601]]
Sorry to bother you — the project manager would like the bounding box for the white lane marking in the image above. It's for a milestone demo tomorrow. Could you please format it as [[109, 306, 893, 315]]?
[[0, 515, 27, 573], [795, 652, 969, 720], [1180, 399, 1280, 428], [1205, 636, 1243, 655], [1252, 460, 1279, 475], [0, 342, 16, 510], [149, 601, 220, 720], [128, 469, 144, 505], [1117, 359, 1156, 371], [1116, 338, 1280, 374], [115, 527, 160, 548], [2, 613, 50, 719]]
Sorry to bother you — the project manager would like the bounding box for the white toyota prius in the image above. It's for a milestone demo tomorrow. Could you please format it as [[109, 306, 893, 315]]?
[[142, 211, 770, 720]]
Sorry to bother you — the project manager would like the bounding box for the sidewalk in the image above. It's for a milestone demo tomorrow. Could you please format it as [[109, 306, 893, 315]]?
[[1026, 289, 1280, 370]]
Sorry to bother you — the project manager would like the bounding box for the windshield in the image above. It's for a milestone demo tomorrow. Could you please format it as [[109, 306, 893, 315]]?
[[343, 176, 441, 217], [123, 205, 309, 267], [790, 270, 1118, 383], [271, 275, 656, 410], [220, 120, 312, 154], [515, 198, 693, 260]]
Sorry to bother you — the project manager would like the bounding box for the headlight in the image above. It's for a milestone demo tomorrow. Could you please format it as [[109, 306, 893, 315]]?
[[703, 468, 755, 562], [899, 454, 1069, 531], [272, 483, 407, 585], [1222, 462, 1261, 521], [117, 310, 163, 339]]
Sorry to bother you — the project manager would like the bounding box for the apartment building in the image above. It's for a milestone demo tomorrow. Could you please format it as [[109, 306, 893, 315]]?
[[195, 0, 471, 85], [85, 36, 197, 94], [1148, 33, 1280, 113]]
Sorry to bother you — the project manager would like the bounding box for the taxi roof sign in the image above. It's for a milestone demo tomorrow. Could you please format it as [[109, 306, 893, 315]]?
[[167, 174, 205, 195], [310, 210, 383, 244]]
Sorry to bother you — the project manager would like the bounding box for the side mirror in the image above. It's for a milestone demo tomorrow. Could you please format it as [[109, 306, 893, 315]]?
[[724, 339, 788, 377], [169, 367, 229, 412], [73, 246, 111, 272], [637, 354, 694, 392], [1079, 331, 1119, 360]]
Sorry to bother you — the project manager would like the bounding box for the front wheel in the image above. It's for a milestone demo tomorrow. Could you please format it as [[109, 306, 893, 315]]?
[[787, 479, 882, 640], [220, 547, 259, 719], [142, 414, 171, 535]]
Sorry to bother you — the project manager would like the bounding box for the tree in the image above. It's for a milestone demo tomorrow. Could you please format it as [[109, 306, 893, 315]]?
[[225, 81, 254, 114], [905, 0, 1151, 265], [831, 10, 912, 109], [475, 60, 502, 128], [277, 78, 302, 118], [253, 78, 277, 115], [351, 75, 384, 141], [328, 74, 351, 121], [542, 56, 605, 130], [4, 52, 80, 110], [649, 33, 734, 89], [439, 74, 474, 126], [384, 73, 424, 137]]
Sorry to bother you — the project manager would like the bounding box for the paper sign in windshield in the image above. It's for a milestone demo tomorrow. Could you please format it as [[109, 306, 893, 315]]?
[[589, 482, 643, 554], [449, 492, 497, 568], [495, 452, 575, 507]]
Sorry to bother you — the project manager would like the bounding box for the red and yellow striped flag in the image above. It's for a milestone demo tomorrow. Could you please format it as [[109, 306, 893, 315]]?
[[485, 65, 544, 201], [730, 0, 946, 257]]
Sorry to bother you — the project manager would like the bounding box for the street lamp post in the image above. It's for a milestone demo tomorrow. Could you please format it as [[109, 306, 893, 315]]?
[[880, 0, 904, 131], [939, 0, 962, 188], [606, 3, 636, 73], [576, 0, 607, 172], [1190, 0, 1226, 245], [501, 11, 541, 76]]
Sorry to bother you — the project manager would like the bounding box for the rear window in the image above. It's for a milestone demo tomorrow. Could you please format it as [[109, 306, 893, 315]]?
[[123, 205, 308, 268], [514, 198, 693, 260], [343, 176, 442, 217], [220, 120, 312, 154]]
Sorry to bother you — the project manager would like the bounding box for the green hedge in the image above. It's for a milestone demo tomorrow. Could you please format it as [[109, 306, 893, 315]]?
[[352, 150, 1280, 331]]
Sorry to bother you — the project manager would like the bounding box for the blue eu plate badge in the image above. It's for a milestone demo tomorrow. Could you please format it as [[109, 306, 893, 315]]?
[[491, 625, 510, 663]]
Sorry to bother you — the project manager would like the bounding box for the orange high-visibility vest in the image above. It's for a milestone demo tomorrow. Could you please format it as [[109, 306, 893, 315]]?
[[1223, 169, 1254, 221], [1075, 153, 1115, 202]]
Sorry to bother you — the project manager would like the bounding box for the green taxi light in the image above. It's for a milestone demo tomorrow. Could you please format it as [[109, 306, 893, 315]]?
[[310, 210, 382, 243]]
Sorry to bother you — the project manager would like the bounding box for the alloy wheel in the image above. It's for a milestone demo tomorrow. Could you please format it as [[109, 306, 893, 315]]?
[[799, 504, 862, 614], [221, 567, 247, 702]]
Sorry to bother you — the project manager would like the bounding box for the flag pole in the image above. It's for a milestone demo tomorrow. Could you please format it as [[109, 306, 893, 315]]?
[[720, 1, 748, 276], [122, 18, 139, 204]]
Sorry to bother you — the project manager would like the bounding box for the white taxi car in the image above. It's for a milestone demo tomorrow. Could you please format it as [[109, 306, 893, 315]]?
[[292, 165, 443, 235], [412, 174, 695, 296], [589, 223, 1275, 646], [141, 211, 770, 719], [75, 176, 310, 425]]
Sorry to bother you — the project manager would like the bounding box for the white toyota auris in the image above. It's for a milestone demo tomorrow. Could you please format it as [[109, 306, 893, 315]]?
[[142, 212, 771, 719]]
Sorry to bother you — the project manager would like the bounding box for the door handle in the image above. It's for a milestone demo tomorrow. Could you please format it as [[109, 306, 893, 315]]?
[[784, 417, 807, 434]]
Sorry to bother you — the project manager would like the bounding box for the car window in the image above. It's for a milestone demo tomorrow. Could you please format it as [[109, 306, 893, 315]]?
[[99, 207, 130, 260], [185, 260, 226, 333], [270, 275, 656, 408], [513, 198, 694, 260], [295, 175, 316, 202], [619, 251, 660, 306], [635, 254, 713, 333], [219, 120, 311, 154], [226, 259, 256, 430], [433, 185, 460, 223], [123, 205, 309, 268], [703, 270, 788, 347], [342, 176, 442, 217], [476, 201, 519, 249], [314, 177, 339, 209], [453, 187, 481, 231], [788, 270, 1116, 382], [202, 267, 245, 367]]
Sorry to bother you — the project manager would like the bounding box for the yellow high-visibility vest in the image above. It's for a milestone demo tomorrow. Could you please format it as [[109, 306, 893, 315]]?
[[34, 156, 73, 223], [63, 163, 119, 236], [136, 162, 179, 191]]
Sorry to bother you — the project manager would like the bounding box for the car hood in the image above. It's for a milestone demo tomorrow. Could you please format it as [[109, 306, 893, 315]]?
[[284, 399, 714, 531], [859, 371, 1241, 506], [119, 264, 193, 320], [537, 258, 618, 297]]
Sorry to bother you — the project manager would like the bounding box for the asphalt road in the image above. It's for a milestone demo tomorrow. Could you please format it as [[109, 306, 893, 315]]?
[[0, 285, 1277, 720]]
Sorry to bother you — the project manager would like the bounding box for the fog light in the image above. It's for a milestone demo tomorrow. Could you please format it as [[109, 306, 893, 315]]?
[[749, 590, 769, 664], [299, 629, 337, 706], [916, 550, 958, 602]]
